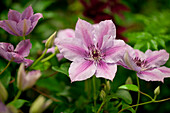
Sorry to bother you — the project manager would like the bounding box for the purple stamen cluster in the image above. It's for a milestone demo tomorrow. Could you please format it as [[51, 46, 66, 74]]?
[[133, 57, 148, 68]]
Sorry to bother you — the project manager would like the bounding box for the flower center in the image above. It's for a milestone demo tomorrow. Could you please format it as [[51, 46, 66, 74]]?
[[133, 57, 148, 68], [88, 45, 102, 61]]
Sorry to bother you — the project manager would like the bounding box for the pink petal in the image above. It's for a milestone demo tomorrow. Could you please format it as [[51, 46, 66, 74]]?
[[23, 70, 41, 90], [157, 66, 170, 78], [17, 19, 31, 36], [23, 59, 33, 68], [75, 18, 94, 48], [0, 42, 14, 52], [10, 52, 24, 63], [104, 40, 126, 63], [15, 39, 32, 57], [145, 50, 169, 67], [134, 49, 146, 60], [17, 63, 27, 90], [96, 60, 117, 81], [0, 100, 10, 112], [46, 47, 55, 54], [21, 5, 33, 20], [30, 13, 43, 23], [55, 37, 88, 61], [0, 43, 14, 60], [8, 9, 21, 23], [26, 13, 43, 35], [137, 69, 164, 82], [69, 60, 96, 82], [56, 53, 64, 61], [122, 51, 141, 72], [0, 20, 20, 36], [94, 20, 116, 48], [56, 29, 75, 43]]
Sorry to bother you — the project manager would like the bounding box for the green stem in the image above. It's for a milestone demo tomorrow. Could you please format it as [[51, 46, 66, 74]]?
[[93, 76, 97, 108], [118, 97, 170, 113], [97, 101, 105, 113], [41, 52, 56, 63], [0, 60, 12, 75], [23, 36, 25, 40], [31, 48, 48, 68], [135, 75, 140, 111], [118, 100, 153, 113], [13, 90, 22, 101], [138, 90, 153, 100]]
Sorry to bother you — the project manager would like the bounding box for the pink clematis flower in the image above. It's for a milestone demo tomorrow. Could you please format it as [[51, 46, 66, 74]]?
[[56, 19, 126, 82], [118, 45, 170, 82], [17, 63, 41, 91], [0, 5, 43, 36], [45, 29, 75, 61], [0, 39, 33, 67]]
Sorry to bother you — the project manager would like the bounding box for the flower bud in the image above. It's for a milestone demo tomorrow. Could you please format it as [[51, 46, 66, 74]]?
[[17, 63, 41, 91], [154, 86, 160, 96], [100, 90, 106, 100], [125, 76, 133, 84], [106, 81, 111, 93], [0, 81, 8, 102], [45, 32, 56, 48], [29, 95, 52, 113]]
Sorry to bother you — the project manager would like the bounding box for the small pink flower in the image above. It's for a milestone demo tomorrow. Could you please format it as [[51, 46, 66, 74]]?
[[17, 63, 41, 91], [0, 5, 43, 36], [118, 45, 170, 82], [56, 19, 126, 82], [0, 39, 33, 67]]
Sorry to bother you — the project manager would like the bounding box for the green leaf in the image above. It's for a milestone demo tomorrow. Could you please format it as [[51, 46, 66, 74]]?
[[118, 84, 139, 92], [155, 37, 166, 48], [115, 89, 132, 104], [52, 63, 70, 76], [122, 100, 135, 113], [147, 42, 150, 49], [126, 32, 152, 43], [8, 99, 28, 109], [150, 40, 158, 50], [0, 59, 11, 88], [33, 61, 51, 71], [36, 77, 61, 92], [134, 41, 145, 49], [0, 71, 11, 88]]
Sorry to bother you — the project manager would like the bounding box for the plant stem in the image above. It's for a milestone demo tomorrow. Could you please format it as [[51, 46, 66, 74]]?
[[31, 48, 48, 68], [138, 90, 153, 100], [97, 101, 105, 113], [14, 90, 22, 101], [135, 75, 140, 111], [118, 97, 170, 113], [118, 100, 153, 113], [0, 60, 12, 75], [41, 52, 56, 63], [32, 87, 60, 102], [93, 76, 97, 108], [23, 36, 25, 40]]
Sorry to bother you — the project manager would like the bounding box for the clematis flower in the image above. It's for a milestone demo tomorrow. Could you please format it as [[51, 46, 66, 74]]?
[[45, 29, 75, 61], [17, 63, 41, 91], [0, 39, 33, 67], [56, 19, 126, 82], [118, 45, 170, 82], [0, 5, 43, 36]]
